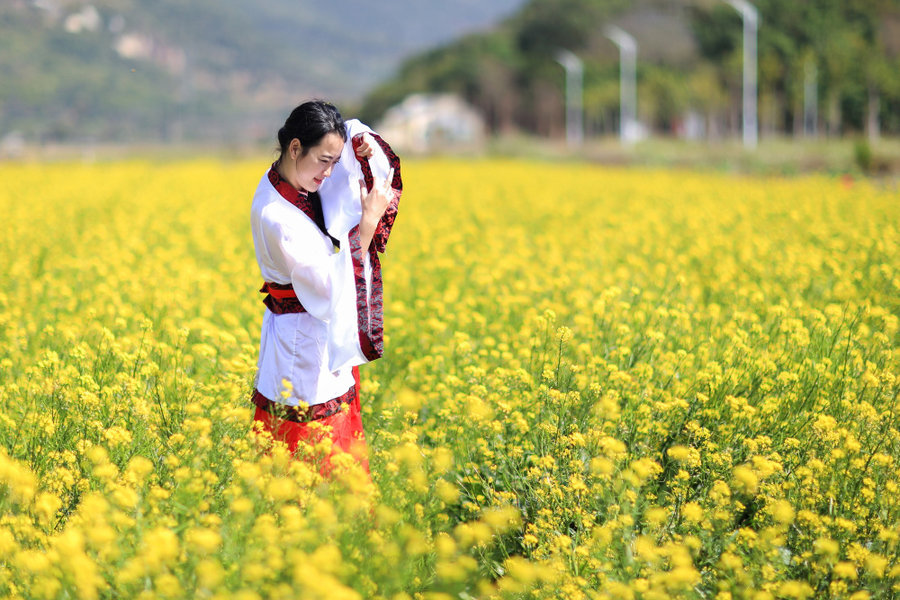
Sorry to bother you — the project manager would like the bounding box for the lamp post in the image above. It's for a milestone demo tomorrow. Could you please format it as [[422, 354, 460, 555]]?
[[724, 0, 758, 148], [603, 25, 638, 144], [556, 49, 583, 146], [803, 57, 818, 138]]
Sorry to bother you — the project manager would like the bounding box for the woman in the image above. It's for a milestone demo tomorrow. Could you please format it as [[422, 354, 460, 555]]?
[[249, 100, 401, 474]]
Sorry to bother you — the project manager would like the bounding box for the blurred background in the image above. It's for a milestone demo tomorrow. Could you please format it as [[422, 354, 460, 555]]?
[[1, 0, 898, 172]]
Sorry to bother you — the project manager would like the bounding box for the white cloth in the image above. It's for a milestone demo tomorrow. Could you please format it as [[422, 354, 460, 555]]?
[[320, 119, 392, 237], [319, 119, 393, 372]]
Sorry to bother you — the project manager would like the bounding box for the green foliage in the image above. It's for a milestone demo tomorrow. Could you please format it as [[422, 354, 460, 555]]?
[[361, 0, 900, 138], [511, 0, 618, 58], [854, 138, 873, 172], [688, 4, 741, 59]]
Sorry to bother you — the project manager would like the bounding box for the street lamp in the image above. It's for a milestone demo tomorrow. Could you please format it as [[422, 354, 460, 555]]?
[[603, 25, 638, 144], [724, 0, 759, 149], [803, 57, 818, 137], [556, 49, 584, 146]]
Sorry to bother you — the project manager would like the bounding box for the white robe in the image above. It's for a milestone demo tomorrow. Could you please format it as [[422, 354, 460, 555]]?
[[250, 120, 396, 407]]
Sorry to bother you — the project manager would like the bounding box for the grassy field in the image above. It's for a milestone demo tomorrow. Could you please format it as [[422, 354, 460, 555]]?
[[486, 136, 900, 177], [0, 158, 898, 599], [11, 136, 900, 179]]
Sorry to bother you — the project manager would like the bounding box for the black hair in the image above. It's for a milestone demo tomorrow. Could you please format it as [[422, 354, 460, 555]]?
[[276, 100, 347, 163]]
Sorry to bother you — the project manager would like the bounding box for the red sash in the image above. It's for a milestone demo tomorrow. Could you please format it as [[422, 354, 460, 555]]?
[[259, 281, 306, 315]]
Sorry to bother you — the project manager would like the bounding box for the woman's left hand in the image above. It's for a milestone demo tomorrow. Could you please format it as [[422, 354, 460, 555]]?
[[354, 134, 374, 159], [358, 168, 393, 251]]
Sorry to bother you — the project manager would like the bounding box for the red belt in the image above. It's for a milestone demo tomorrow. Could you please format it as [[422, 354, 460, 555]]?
[[260, 282, 306, 314]]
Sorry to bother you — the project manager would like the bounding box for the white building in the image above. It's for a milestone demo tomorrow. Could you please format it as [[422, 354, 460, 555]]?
[[376, 94, 486, 154]]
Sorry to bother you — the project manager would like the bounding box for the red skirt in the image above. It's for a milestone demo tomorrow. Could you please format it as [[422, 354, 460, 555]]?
[[252, 366, 370, 476]]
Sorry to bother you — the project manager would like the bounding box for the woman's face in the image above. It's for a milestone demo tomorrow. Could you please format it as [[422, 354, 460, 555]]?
[[289, 131, 344, 192]]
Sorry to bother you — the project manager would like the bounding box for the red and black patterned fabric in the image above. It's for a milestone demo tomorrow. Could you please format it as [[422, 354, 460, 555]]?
[[251, 378, 358, 422], [346, 131, 402, 362], [348, 225, 383, 361], [352, 133, 402, 254]]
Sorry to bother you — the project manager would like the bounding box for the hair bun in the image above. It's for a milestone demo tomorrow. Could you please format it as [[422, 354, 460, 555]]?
[[275, 100, 346, 163]]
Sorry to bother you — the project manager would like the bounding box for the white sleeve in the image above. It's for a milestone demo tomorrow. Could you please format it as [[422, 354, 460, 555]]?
[[263, 215, 345, 323], [326, 247, 368, 372], [327, 250, 373, 372]]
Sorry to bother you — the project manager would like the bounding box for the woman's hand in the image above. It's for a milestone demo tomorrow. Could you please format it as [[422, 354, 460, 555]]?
[[354, 133, 375, 159], [358, 168, 394, 251]]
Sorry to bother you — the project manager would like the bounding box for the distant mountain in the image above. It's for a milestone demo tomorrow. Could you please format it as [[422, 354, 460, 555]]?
[[0, 0, 526, 144]]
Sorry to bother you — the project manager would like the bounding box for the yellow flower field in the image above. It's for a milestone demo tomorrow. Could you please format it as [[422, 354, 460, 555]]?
[[0, 158, 898, 599]]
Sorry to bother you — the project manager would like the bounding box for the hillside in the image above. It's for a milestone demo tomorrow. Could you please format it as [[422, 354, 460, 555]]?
[[0, 0, 525, 144]]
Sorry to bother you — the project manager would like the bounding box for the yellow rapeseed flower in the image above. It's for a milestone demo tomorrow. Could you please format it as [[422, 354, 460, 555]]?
[[770, 499, 795, 525], [681, 502, 703, 523], [732, 465, 759, 496], [2, 158, 898, 599]]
